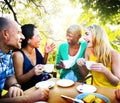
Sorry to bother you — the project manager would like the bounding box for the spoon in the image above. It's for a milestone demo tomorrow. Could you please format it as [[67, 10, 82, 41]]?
[[80, 83, 84, 90], [61, 95, 84, 103]]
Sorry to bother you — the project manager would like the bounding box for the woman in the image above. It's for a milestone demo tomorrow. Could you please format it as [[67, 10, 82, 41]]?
[[13, 24, 55, 90], [56, 24, 87, 82], [77, 24, 120, 88]]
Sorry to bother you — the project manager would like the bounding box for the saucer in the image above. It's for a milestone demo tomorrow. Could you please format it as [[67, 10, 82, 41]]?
[[35, 81, 55, 89], [76, 84, 97, 93], [56, 79, 74, 87]]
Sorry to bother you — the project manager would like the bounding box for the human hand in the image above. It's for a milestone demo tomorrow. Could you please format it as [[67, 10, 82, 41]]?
[[28, 88, 49, 102], [56, 60, 65, 69], [34, 64, 43, 76], [115, 89, 120, 100], [8, 86, 23, 97], [77, 58, 86, 67], [44, 42, 55, 54]]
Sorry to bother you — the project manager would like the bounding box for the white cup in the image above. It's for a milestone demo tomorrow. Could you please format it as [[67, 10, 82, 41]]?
[[86, 61, 96, 70], [43, 64, 54, 73], [62, 60, 72, 69]]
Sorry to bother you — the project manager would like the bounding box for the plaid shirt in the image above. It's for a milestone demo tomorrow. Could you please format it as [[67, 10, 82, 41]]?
[[0, 50, 14, 96]]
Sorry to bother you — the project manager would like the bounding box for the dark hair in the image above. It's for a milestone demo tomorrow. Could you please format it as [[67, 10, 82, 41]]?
[[0, 17, 9, 31], [21, 24, 36, 48]]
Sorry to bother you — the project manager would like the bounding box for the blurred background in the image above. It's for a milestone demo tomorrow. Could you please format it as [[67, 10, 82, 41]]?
[[0, 0, 120, 75]]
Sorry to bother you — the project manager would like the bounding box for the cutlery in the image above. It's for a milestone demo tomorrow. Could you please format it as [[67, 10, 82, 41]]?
[[80, 83, 84, 90], [61, 95, 84, 103], [48, 85, 53, 89]]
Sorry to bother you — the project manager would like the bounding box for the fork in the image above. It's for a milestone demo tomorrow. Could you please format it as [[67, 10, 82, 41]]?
[[61, 95, 84, 103]]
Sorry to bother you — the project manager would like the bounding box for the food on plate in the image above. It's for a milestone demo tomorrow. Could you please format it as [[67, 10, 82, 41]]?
[[75, 93, 110, 103], [83, 94, 96, 103], [81, 94, 107, 103], [94, 97, 106, 103]]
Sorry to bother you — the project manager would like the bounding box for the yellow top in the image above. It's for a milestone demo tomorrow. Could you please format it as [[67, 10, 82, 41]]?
[[90, 54, 120, 89]]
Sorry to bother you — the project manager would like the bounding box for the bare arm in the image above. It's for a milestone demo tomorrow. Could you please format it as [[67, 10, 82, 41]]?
[[12, 52, 35, 84], [104, 50, 120, 86], [0, 88, 49, 103], [43, 53, 48, 64], [5, 75, 18, 89], [91, 50, 120, 86], [4, 75, 23, 97]]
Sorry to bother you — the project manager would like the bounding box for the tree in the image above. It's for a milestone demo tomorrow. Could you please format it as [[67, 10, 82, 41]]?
[[0, 0, 47, 24], [79, 0, 120, 24]]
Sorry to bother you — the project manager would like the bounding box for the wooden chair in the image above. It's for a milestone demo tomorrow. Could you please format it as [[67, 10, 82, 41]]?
[[49, 71, 57, 78], [78, 74, 93, 85]]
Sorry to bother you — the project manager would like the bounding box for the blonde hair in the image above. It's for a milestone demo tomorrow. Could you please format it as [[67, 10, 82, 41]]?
[[88, 24, 113, 66], [67, 24, 82, 36]]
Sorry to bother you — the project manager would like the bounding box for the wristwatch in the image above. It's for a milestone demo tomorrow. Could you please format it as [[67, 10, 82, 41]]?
[[11, 83, 21, 88]]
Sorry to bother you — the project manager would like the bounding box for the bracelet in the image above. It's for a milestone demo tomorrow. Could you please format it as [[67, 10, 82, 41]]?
[[11, 83, 21, 89]]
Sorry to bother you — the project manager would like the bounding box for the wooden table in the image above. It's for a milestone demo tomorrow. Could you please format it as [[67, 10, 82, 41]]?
[[24, 78, 120, 103]]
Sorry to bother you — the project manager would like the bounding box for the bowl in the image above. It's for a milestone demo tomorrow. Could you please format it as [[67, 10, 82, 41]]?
[[74, 93, 111, 103], [86, 61, 96, 70], [43, 64, 54, 73]]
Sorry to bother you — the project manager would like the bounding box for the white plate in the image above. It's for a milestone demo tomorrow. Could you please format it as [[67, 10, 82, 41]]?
[[35, 101, 48, 103], [76, 84, 97, 93], [35, 81, 55, 89], [56, 79, 74, 87]]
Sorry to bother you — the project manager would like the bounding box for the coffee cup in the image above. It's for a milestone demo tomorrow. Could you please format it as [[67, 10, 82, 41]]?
[[43, 64, 54, 73], [86, 61, 96, 70], [62, 60, 72, 69]]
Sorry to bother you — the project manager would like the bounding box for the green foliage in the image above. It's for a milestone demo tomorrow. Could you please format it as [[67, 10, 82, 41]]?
[[79, 0, 120, 24], [111, 42, 120, 53], [1, 0, 120, 64]]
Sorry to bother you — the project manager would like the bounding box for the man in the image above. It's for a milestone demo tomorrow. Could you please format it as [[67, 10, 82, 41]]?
[[0, 17, 49, 103]]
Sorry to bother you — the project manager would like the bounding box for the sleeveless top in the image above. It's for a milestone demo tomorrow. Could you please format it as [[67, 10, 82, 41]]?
[[20, 48, 51, 90], [90, 54, 120, 88]]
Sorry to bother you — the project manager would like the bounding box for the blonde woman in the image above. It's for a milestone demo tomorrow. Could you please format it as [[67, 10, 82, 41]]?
[[56, 24, 87, 82], [77, 24, 120, 88]]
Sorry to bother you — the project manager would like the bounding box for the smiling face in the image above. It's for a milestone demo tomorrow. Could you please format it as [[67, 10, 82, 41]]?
[[66, 25, 82, 45], [6, 20, 25, 49], [28, 28, 41, 48], [83, 29, 93, 48], [66, 30, 81, 45]]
